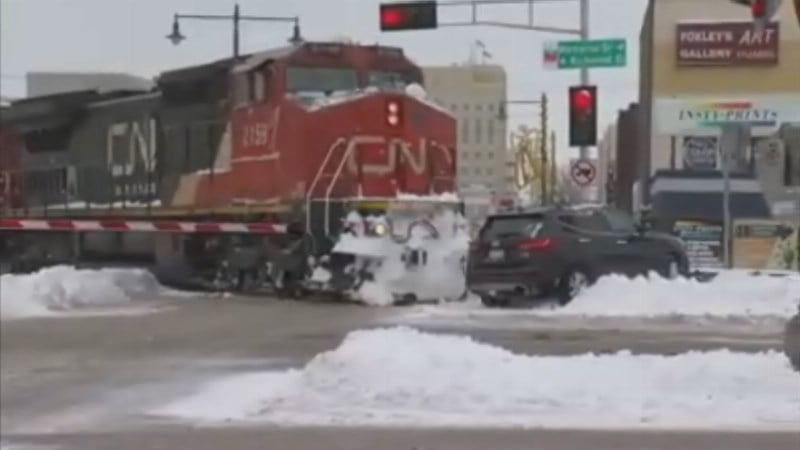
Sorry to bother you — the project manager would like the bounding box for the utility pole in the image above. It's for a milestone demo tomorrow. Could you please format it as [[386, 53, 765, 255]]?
[[539, 92, 549, 205], [578, 0, 590, 160]]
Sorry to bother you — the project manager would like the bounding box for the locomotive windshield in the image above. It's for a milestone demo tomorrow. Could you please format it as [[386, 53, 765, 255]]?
[[286, 67, 358, 94], [367, 70, 409, 90]]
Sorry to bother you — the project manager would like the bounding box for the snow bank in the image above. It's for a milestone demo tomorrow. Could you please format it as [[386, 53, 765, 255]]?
[[551, 271, 800, 318], [154, 327, 800, 430], [0, 266, 165, 320]]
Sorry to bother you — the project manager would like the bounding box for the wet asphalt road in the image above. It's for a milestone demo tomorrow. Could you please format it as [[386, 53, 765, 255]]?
[[1, 295, 798, 450]]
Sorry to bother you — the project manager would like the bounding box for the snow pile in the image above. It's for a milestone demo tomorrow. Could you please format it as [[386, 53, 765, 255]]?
[[0, 266, 165, 320], [291, 89, 371, 111], [394, 191, 461, 203], [551, 271, 800, 318], [331, 207, 470, 304], [154, 327, 800, 429]]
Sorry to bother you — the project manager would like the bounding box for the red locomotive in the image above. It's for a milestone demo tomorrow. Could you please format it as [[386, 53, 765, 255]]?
[[0, 41, 460, 294]]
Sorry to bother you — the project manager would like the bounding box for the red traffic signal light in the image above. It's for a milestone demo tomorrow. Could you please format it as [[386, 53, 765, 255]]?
[[568, 85, 597, 147], [752, 0, 767, 17], [571, 88, 594, 112], [379, 1, 438, 31]]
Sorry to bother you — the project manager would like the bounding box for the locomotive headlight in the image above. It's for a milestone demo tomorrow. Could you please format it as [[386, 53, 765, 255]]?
[[387, 115, 399, 126], [372, 222, 388, 236]]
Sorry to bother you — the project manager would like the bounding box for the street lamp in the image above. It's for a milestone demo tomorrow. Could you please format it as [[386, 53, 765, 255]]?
[[166, 3, 303, 59]]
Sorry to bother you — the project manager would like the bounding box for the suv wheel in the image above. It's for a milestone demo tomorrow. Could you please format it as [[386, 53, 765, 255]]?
[[666, 255, 685, 279], [784, 313, 800, 372], [556, 267, 592, 305]]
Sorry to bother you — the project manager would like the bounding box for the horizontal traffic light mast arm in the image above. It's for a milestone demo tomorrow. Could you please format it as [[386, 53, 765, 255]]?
[[381, 0, 582, 35], [439, 20, 579, 34], [438, 0, 576, 6]]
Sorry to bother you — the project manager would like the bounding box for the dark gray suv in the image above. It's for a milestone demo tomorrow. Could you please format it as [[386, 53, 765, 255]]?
[[466, 206, 690, 306]]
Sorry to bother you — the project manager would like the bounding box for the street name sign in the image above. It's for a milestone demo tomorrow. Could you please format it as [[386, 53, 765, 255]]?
[[543, 39, 627, 69]]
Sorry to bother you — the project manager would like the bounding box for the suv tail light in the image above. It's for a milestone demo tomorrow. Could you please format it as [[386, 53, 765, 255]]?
[[518, 238, 556, 252], [469, 241, 487, 252]]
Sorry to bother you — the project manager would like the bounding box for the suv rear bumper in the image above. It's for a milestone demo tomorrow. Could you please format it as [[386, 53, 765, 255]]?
[[467, 266, 561, 297]]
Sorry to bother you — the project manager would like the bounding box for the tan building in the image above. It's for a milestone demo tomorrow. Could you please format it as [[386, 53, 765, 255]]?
[[638, 0, 800, 207], [637, 0, 800, 269], [421, 64, 511, 197]]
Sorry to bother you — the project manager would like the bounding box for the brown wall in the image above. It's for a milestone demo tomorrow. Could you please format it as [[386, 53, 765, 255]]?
[[614, 103, 641, 213], [651, 0, 800, 96]]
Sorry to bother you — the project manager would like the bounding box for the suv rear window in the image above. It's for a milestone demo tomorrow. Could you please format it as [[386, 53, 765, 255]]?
[[480, 215, 544, 240]]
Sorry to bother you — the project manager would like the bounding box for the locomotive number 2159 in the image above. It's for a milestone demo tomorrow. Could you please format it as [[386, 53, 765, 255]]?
[[241, 122, 270, 147]]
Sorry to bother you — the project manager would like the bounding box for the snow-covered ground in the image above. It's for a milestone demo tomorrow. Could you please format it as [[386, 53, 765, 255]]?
[[0, 265, 188, 320], [153, 327, 800, 430], [402, 271, 800, 322]]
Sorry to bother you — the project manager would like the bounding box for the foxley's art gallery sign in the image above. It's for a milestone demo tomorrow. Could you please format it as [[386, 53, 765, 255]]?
[[675, 21, 779, 66]]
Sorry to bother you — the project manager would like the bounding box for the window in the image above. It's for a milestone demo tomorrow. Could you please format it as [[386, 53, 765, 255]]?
[[480, 214, 544, 240], [461, 119, 470, 143], [559, 211, 610, 232], [286, 67, 358, 93], [233, 72, 250, 105], [250, 71, 266, 102], [488, 119, 495, 144], [603, 209, 636, 233], [23, 125, 72, 153], [475, 118, 482, 143], [367, 70, 409, 89], [474, 152, 481, 160]]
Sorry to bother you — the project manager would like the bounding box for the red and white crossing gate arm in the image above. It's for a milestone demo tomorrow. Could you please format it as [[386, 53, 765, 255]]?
[[0, 219, 288, 234]]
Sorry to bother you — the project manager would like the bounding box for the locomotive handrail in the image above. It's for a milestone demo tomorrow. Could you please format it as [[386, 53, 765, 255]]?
[[323, 139, 357, 236], [305, 137, 346, 233]]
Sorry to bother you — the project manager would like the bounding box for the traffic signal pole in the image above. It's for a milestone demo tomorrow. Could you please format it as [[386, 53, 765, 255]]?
[[578, 0, 590, 159]]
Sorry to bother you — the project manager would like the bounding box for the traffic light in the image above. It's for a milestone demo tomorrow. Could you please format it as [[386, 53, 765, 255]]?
[[379, 1, 438, 31], [752, 0, 781, 29], [568, 85, 597, 147]]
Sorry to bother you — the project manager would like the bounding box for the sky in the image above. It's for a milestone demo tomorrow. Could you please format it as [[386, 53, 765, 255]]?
[[0, 0, 647, 163]]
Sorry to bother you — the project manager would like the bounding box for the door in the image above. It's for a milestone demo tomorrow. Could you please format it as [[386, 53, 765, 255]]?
[[557, 210, 621, 276], [601, 209, 662, 276]]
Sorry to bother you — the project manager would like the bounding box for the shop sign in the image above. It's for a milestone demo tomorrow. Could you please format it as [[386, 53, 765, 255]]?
[[675, 21, 779, 67], [654, 96, 800, 134]]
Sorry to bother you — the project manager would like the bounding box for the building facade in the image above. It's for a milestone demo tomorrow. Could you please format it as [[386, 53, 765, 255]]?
[[638, 0, 800, 205], [421, 64, 511, 197], [637, 0, 800, 269]]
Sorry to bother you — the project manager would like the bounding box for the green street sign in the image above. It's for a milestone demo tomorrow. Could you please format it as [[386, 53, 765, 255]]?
[[543, 39, 627, 69]]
